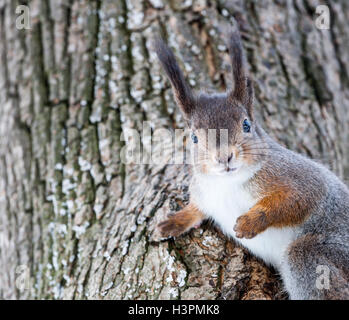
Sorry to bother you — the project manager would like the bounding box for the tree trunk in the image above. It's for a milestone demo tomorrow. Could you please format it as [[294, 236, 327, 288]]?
[[1, 0, 348, 300]]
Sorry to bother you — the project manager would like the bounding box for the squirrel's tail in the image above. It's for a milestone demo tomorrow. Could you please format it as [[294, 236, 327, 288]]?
[[282, 234, 349, 299]]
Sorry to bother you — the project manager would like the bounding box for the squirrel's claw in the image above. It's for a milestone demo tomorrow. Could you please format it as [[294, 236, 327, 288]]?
[[233, 213, 265, 239], [234, 228, 257, 239]]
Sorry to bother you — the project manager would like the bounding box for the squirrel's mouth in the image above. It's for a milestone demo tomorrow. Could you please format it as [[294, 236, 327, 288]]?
[[214, 167, 238, 175], [209, 165, 240, 175]]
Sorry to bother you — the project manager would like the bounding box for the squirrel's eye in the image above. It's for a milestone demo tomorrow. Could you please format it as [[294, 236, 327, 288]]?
[[243, 119, 251, 133], [191, 132, 198, 144]]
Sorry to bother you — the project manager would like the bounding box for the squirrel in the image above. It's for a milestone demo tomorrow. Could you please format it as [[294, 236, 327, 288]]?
[[154, 30, 349, 300]]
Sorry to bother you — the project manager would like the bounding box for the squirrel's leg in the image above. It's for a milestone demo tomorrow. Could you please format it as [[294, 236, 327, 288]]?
[[157, 203, 205, 238], [281, 234, 349, 299], [234, 190, 310, 239]]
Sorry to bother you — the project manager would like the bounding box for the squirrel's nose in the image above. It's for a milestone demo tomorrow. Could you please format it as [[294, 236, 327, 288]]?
[[216, 152, 234, 164]]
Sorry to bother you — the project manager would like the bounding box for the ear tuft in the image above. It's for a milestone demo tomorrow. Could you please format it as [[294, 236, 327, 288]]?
[[154, 39, 195, 118], [245, 77, 254, 120], [227, 31, 254, 118], [228, 31, 246, 102]]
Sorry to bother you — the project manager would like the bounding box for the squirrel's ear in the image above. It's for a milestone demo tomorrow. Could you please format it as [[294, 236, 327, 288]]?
[[245, 77, 254, 120], [228, 31, 254, 120], [155, 39, 195, 119]]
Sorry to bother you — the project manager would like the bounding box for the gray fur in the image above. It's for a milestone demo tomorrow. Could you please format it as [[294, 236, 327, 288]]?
[[155, 31, 349, 300], [259, 130, 349, 299]]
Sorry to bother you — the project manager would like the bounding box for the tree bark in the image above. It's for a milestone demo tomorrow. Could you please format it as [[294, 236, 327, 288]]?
[[0, 0, 348, 300]]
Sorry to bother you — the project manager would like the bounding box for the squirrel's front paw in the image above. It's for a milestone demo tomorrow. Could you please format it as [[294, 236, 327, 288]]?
[[233, 211, 268, 239], [155, 204, 204, 240], [156, 217, 188, 238]]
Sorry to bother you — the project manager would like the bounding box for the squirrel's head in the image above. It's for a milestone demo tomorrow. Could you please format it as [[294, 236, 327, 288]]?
[[156, 32, 266, 175]]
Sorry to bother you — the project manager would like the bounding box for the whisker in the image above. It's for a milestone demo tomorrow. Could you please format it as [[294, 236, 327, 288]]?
[[240, 140, 268, 145], [240, 153, 269, 157], [242, 147, 280, 152], [237, 143, 269, 150], [242, 146, 275, 150]]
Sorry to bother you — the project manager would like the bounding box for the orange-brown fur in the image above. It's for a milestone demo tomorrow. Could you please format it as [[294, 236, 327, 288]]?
[[157, 203, 205, 238], [234, 168, 322, 239]]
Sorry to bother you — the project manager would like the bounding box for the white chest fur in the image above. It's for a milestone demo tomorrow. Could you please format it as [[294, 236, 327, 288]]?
[[190, 168, 299, 269]]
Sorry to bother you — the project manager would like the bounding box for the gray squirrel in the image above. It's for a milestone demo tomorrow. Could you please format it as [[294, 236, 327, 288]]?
[[154, 30, 349, 300]]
